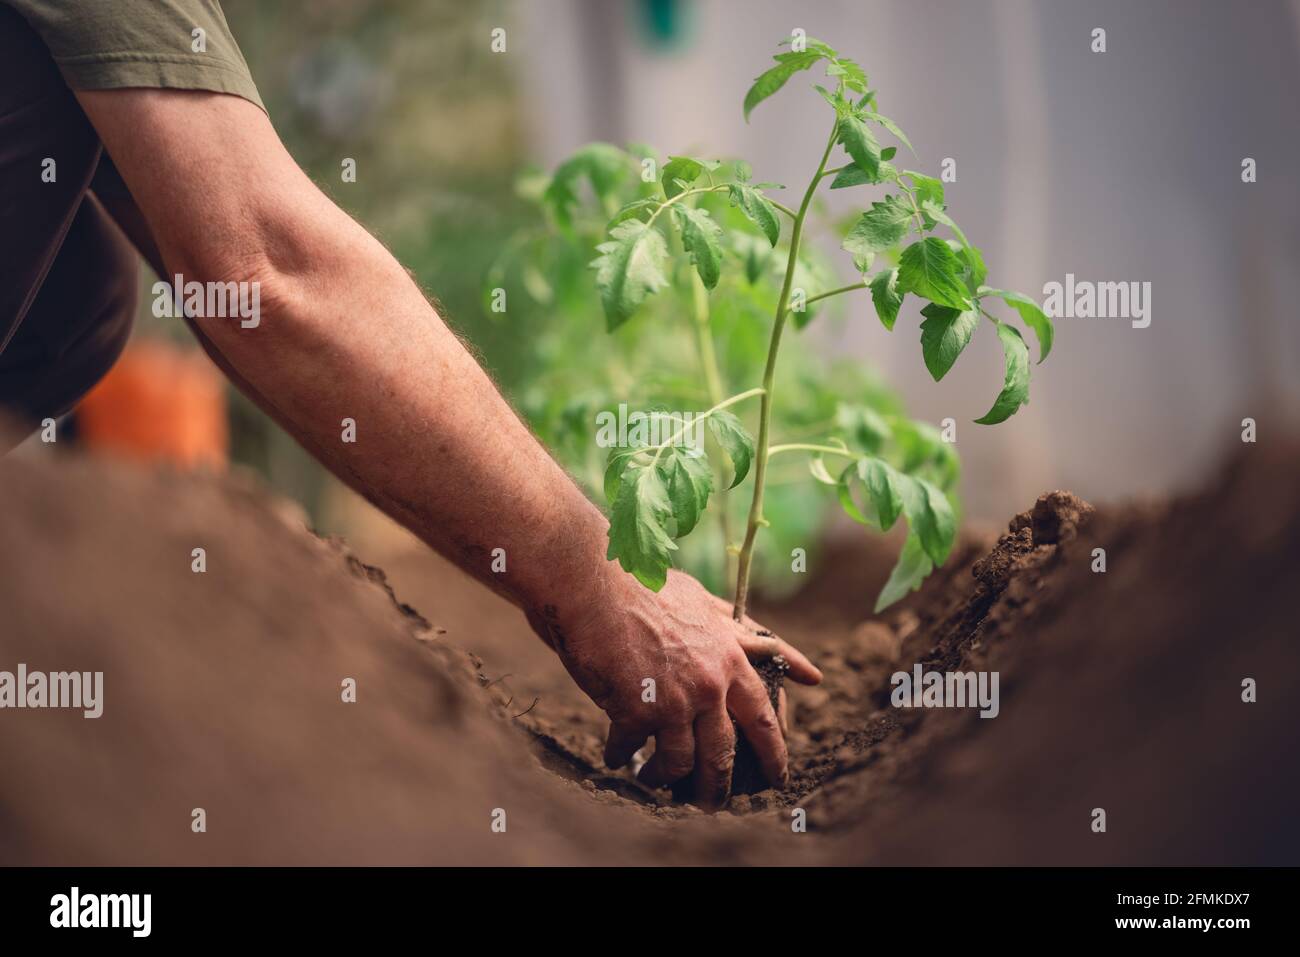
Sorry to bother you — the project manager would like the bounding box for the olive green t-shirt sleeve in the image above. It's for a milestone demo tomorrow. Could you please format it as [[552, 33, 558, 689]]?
[[2, 0, 264, 113]]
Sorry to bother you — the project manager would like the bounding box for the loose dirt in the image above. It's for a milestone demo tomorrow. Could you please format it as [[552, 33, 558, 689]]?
[[2, 436, 1296, 864]]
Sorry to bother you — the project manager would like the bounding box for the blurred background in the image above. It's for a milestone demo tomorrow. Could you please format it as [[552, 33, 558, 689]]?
[[34, 0, 1300, 574]]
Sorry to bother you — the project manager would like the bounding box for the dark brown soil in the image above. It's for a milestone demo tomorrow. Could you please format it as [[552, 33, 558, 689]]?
[[2, 432, 1297, 865]]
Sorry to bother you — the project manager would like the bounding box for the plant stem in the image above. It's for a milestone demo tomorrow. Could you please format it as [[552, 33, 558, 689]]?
[[805, 281, 869, 308], [690, 273, 736, 585], [645, 184, 730, 227], [732, 118, 841, 621], [647, 387, 764, 467], [766, 443, 856, 460]]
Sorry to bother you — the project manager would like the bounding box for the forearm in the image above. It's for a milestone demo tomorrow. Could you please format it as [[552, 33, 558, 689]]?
[[75, 90, 620, 618], [209, 224, 617, 615]]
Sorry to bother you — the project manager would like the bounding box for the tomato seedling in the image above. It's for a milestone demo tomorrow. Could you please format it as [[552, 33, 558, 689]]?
[[536, 37, 1054, 617]]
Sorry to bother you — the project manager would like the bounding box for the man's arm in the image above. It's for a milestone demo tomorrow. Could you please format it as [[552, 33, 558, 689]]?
[[77, 89, 820, 806]]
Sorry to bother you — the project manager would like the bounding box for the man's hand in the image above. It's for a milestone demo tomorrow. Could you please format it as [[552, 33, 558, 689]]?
[[529, 569, 822, 809]]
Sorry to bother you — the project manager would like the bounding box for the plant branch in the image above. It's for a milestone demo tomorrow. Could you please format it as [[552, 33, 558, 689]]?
[[770, 199, 798, 219], [766, 443, 856, 460], [645, 184, 730, 227], [805, 281, 869, 308], [648, 387, 764, 467]]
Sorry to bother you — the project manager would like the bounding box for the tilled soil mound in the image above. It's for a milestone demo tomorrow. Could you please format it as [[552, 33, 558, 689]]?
[[1, 438, 1296, 865]]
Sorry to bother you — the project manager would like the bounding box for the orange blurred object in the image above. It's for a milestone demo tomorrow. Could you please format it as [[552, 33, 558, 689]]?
[[76, 338, 228, 470]]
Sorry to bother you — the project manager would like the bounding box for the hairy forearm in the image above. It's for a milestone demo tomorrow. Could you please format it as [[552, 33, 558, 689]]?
[[202, 222, 617, 615], [76, 89, 621, 620]]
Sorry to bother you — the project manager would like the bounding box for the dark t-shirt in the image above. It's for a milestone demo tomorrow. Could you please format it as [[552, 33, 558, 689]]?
[[2, 0, 264, 112]]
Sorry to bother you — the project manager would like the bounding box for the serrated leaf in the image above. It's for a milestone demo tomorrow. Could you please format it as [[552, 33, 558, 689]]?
[[875, 533, 934, 612], [905, 170, 945, 208], [813, 84, 843, 111], [975, 321, 1031, 424], [728, 183, 781, 246], [842, 195, 913, 271], [592, 220, 671, 330], [606, 465, 677, 591], [673, 205, 724, 289], [869, 268, 904, 331], [919, 303, 979, 381], [708, 409, 754, 488], [980, 286, 1054, 363], [661, 447, 714, 537], [897, 238, 972, 311], [829, 161, 896, 190], [734, 159, 753, 182], [744, 50, 823, 120], [863, 111, 915, 155], [838, 114, 881, 181]]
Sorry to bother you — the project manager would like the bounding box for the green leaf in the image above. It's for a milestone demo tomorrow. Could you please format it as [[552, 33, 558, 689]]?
[[910, 476, 957, 566], [863, 111, 915, 155], [544, 144, 632, 226], [829, 161, 896, 189], [893, 417, 961, 491], [875, 533, 934, 612], [897, 238, 972, 311], [606, 465, 677, 591], [734, 159, 753, 182], [808, 454, 837, 485], [661, 156, 706, 198], [835, 403, 893, 453], [603, 447, 641, 503], [673, 205, 724, 289], [838, 458, 901, 530], [591, 220, 671, 330], [728, 183, 781, 246], [860, 458, 905, 530], [823, 56, 868, 94], [905, 170, 945, 208], [708, 409, 754, 488], [841, 195, 913, 271], [607, 197, 659, 229], [975, 321, 1031, 424], [836, 467, 871, 526], [743, 50, 823, 120], [921, 200, 968, 244], [661, 447, 714, 537], [961, 245, 988, 291], [845, 466, 956, 611], [919, 303, 979, 381], [869, 268, 904, 331], [838, 114, 881, 181], [979, 287, 1054, 363], [813, 84, 844, 111]]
